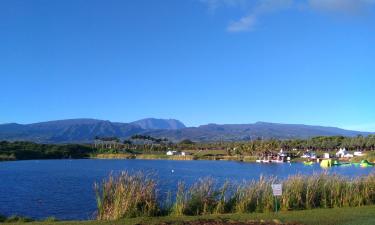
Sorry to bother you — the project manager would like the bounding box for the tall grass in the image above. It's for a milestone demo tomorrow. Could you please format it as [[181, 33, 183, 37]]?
[[94, 171, 158, 220], [234, 176, 276, 213], [171, 179, 232, 216], [95, 172, 375, 220]]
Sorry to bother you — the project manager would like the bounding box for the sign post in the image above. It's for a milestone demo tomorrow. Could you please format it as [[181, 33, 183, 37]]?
[[271, 184, 282, 213]]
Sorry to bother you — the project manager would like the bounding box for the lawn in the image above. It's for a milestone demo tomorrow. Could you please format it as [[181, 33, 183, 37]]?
[[11, 205, 375, 225]]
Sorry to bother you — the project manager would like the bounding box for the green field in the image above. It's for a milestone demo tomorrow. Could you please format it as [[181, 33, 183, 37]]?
[[4, 206, 374, 225]]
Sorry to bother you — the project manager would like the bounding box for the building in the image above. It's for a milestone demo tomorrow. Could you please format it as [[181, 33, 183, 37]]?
[[166, 151, 187, 156]]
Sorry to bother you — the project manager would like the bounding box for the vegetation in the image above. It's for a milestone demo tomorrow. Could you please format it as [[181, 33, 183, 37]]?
[[0, 141, 95, 160], [1, 135, 375, 161], [94, 172, 375, 221], [93, 135, 375, 157], [0, 215, 34, 223], [94, 172, 159, 220], [1, 206, 375, 225]]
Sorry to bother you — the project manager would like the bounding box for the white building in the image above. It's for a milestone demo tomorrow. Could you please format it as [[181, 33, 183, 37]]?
[[336, 148, 353, 158], [301, 152, 316, 159], [166, 151, 186, 156], [166, 151, 175, 156]]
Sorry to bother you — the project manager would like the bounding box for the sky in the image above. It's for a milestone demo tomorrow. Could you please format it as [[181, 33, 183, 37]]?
[[0, 0, 375, 131]]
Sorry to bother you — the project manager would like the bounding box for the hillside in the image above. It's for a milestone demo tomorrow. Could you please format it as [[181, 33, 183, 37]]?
[[145, 122, 373, 142], [131, 118, 186, 130], [0, 119, 372, 143]]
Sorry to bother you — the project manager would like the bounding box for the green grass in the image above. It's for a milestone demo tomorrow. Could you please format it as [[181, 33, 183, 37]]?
[[8, 205, 375, 225]]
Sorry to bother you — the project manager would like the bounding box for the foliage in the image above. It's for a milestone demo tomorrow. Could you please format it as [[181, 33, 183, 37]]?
[[0, 141, 95, 160]]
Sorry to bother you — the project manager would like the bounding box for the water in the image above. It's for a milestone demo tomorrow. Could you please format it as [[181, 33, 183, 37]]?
[[0, 159, 373, 220]]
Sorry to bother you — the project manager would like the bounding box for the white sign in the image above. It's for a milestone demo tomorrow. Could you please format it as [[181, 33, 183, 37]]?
[[272, 184, 282, 196]]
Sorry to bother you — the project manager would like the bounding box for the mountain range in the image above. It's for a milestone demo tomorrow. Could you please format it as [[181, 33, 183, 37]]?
[[0, 118, 372, 143]]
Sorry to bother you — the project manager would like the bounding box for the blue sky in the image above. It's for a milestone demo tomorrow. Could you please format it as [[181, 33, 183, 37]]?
[[1, 0, 375, 131]]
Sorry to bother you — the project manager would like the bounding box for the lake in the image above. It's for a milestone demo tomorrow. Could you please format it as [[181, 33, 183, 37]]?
[[0, 159, 374, 220]]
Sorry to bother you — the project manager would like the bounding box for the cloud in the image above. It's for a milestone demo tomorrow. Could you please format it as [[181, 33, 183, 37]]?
[[199, 0, 375, 32], [227, 0, 293, 32], [308, 0, 375, 15], [227, 14, 257, 32]]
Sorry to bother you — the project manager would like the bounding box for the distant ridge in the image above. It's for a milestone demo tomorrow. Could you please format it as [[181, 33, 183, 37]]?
[[144, 121, 373, 142], [0, 119, 372, 143], [131, 118, 186, 130]]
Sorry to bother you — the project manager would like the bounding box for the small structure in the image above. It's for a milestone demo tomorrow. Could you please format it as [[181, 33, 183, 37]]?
[[301, 151, 316, 159], [323, 153, 330, 159], [166, 151, 187, 156], [336, 148, 353, 158], [166, 150, 175, 156], [278, 149, 287, 157], [256, 150, 288, 163], [354, 151, 364, 157]]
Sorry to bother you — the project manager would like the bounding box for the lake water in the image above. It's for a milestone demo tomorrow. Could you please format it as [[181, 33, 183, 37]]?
[[0, 159, 374, 220]]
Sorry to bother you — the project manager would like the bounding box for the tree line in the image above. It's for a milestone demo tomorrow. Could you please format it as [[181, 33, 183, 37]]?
[[100, 135, 375, 155], [1, 135, 375, 160], [0, 141, 95, 160]]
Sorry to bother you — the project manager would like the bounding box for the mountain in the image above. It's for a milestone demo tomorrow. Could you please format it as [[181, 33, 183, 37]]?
[[0, 119, 143, 143], [144, 122, 373, 142], [0, 119, 372, 143], [131, 118, 186, 130]]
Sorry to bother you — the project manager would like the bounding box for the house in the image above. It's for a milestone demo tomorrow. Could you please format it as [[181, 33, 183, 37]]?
[[278, 149, 287, 157], [166, 151, 187, 156], [166, 151, 176, 156], [301, 151, 316, 159], [336, 148, 353, 158], [354, 151, 364, 157]]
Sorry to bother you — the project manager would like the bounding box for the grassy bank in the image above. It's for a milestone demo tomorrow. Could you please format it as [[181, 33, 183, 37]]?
[[4, 206, 375, 225]]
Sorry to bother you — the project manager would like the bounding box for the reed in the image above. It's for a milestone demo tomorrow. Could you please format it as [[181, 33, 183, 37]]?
[[94, 171, 158, 220], [234, 176, 276, 213], [172, 178, 222, 215], [95, 172, 375, 220], [280, 173, 375, 210]]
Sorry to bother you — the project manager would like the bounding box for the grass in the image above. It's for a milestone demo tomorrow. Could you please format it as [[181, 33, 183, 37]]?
[[94, 171, 158, 220], [8, 206, 375, 225], [136, 154, 194, 160], [94, 172, 375, 221], [93, 154, 135, 159]]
